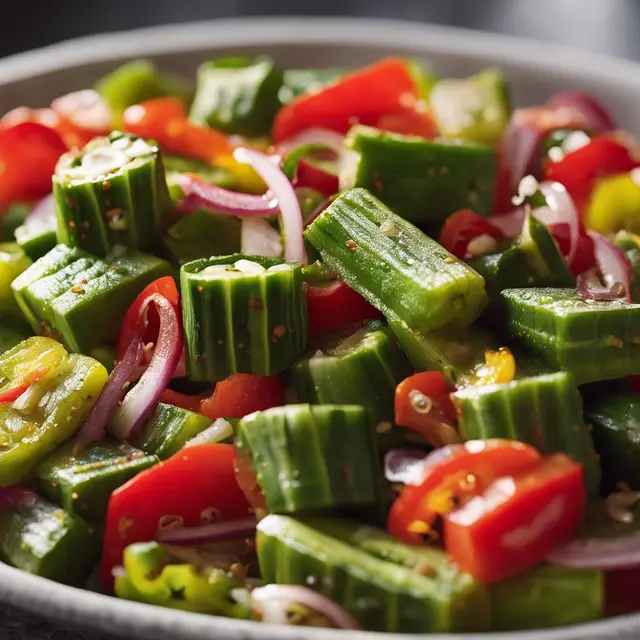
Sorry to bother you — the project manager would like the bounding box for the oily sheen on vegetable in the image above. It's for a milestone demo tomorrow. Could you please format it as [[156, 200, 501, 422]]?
[[1, 52, 640, 634]]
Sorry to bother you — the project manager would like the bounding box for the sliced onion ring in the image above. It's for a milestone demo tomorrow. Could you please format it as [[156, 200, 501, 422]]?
[[384, 449, 428, 485], [488, 208, 526, 238], [546, 530, 640, 570], [251, 585, 361, 630], [156, 515, 257, 546], [110, 293, 183, 441], [276, 128, 345, 157], [241, 217, 283, 258], [73, 335, 144, 452], [234, 147, 306, 264], [584, 231, 633, 304]]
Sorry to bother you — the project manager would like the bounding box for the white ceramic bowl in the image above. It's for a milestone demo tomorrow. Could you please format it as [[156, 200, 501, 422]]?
[[1, 16, 640, 640]]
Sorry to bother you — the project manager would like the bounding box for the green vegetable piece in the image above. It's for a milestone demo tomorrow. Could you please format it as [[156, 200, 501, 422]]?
[[36, 439, 158, 524], [342, 126, 497, 223], [490, 564, 602, 631], [88, 344, 117, 373], [614, 230, 640, 302], [257, 514, 489, 633], [291, 321, 412, 425], [95, 59, 194, 122], [115, 541, 249, 617], [0, 340, 108, 484], [279, 68, 347, 103], [164, 155, 237, 200], [0, 242, 31, 316], [0, 316, 32, 356], [237, 404, 383, 514], [305, 188, 488, 332], [12, 244, 170, 353], [429, 68, 510, 144], [584, 391, 640, 491], [181, 254, 307, 381], [15, 220, 57, 261], [190, 57, 284, 137], [503, 287, 640, 384], [54, 132, 172, 256], [163, 210, 241, 266], [405, 59, 437, 99], [0, 494, 98, 585], [455, 370, 600, 497], [2, 203, 31, 241], [135, 403, 212, 459]]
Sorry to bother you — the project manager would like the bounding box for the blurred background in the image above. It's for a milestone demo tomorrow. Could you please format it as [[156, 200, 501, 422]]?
[[1, 0, 640, 61]]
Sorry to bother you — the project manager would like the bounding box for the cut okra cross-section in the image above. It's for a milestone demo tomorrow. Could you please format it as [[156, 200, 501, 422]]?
[[503, 287, 640, 384], [305, 188, 488, 332], [54, 131, 171, 256], [181, 254, 307, 381]]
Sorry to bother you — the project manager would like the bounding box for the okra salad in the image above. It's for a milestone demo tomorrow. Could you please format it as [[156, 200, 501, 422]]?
[[2, 54, 640, 635]]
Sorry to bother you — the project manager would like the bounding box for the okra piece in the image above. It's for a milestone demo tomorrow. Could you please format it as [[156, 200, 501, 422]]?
[[279, 68, 347, 103], [584, 391, 640, 491], [54, 132, 172, 256], [134, 403, 212, 459], [614, 230, 640, 302], [14, 198, 57, 261], [291, 321, 412, 425], [95, 59, 194, 122], [181, 254, 307, 381], [342, 126, 497, 223], [237, 404, 383, 514], [189, 57, 283, 137], [0, 339, 108, 484], [503, 287, 640, 384], [429, 68, 510, 144], [0, 242, 31, 316], [163, 209, 241, 266], [489, 564, 603, 631], [115, 541, 250, 617], [257, 515, 489, 633], [0, 494, 98, 585], [305, 188, 488, 332], [36, 440, 158, 524], [12, 244, 170, 353]]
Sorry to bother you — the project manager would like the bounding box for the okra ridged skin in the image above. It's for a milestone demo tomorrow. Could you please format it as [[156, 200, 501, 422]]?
[[237, 404, 383, 514], [584, 391, 640, 492], [0, 494, 98, 586], [54, 132, 171, 256], [181, 254, 307, 381], [614, 230, 640, 302], [36, 440, 158, 524], [344, 125, 497, 223], [489, 564, 603, 631], [291, 321, 412, 425], [12, 244, 170, 353], [305, 188, 488, 332], [503, 287, 640, 384], [454, 370, 601, 498], [257, 514, 490, 633]]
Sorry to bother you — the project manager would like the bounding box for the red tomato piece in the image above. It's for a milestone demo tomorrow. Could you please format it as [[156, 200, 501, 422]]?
[[273, 58, 420, 143], [305, 280, 380, 336], [388, 439, 541, 544], [548, 222, 596, 277], [101, 443, 252, 590], [158, 388, 212, 413], [200, 373, 284, 421], [375, 107, 437, 139], [444, 453, 585, 583], [295, 159, 339, 196], [439, 209, 504, 259]]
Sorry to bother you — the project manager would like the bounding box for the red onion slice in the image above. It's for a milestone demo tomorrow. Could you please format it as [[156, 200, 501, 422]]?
[[110, 294, 183, 441], [584, 231, 633, 304], [241, 218, 283, 258], [276, 128, 345, 157], [234, 147, 306, 265], [384, 449, 429, 485], [546, 530, 640, 570], [73, 336, 144, 452], [156, 515, 257, 546], [0, 486, 36, 509], [487, 208, 526, 238], [250, 585, 361, 630], [177, 174, 279, 217], [51, 89, 112, 132], [547, 91, 615, 132]]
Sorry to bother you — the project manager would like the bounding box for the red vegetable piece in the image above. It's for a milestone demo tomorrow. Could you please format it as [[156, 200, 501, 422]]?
[[158, 388, 212, 414], [295, 159, 339, 197], [548, 223, 596, 277], [439, 209, 504, 259]]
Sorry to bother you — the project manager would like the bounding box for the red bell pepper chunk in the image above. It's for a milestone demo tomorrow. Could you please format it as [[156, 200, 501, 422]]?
[[101, 442, 252, 590], [158, 388, 212, 414], [439, 209, 504, 260], [0, 122, 67, 211], [375, 107, 437, 139], [548, 222, 596, 277], [273, 58, 424, 143], [295, 159, 339, 197], [200, 373, 284, 421], [305, 280, 380, 336], [388, 439, 541, 544], [443, 453, 585, 583]]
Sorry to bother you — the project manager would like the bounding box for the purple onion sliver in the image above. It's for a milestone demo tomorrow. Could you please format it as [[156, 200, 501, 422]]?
[[577, 272, 628, 302], [589, 231, 633, 304], [0, 485, 36, 509], [546, 531, 640, 570], [156, 515, 257, 546], [547, 91, 616, 132], [384, 449, 429, 486]]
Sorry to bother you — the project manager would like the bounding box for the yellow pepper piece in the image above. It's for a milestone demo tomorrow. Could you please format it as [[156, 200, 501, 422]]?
[[216, 154, 266, 194], [475, 347, 516, 385], [586, 171, 640, 235]]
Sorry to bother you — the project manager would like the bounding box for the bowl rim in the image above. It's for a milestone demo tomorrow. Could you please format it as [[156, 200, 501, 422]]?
[[1, 15, 640, 640]]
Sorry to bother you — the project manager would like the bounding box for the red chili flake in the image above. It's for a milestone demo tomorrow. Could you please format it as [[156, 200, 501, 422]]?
[[346, 240, 357, 252], [68, 221, 77, 229], [272, 325, 287, 342], [102, 181, 111, 190], [71, 285, 83, 294]]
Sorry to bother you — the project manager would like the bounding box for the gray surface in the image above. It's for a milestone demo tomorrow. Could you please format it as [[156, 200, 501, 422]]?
[[1, 15, 640, 640], [2, 606, 109, 640]]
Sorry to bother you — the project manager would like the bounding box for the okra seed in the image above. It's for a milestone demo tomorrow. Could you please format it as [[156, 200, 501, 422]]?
[[72, 492, 79, 500], [409, 390, 432, 414], [444, 257, 455, 264], [380, 220, 398, 238]]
